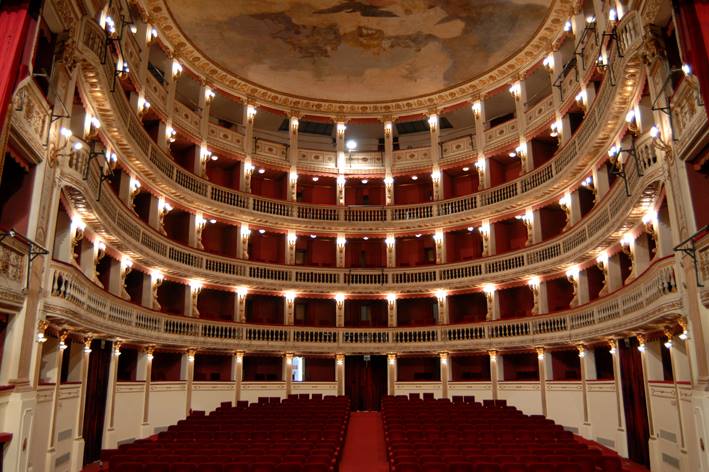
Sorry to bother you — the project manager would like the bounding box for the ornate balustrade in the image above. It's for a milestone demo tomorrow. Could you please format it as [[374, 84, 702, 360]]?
[[0, 236, 29, 312], [43, 256, 681, 353], [74, 12, 645, 233], [58, 132, 663, 293]]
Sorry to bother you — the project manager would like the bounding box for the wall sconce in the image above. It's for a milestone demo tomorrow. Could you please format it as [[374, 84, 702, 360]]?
[[289, 170, 299, 183], [148, 26, 158, 44], [83, 336, 93, 354], [508, 82, 521, 101], [608, 8, 618, 23], [585, 15, 596, 25], [113, 340, 123, 357], [577, 345, 586, 358], [528, 276, 541, 288], [427, 114, 438, 132], [483, 283, 496, 296], [621, 232, 634, 255], [94, 240, 106, 266], [287, 232, 297, 248], [336, 122, 347, 139], [431, 169, 441, 182], [289, 116, 299, 132], [536, 347, 545, 360], [145, 345, 155, 361], [625, 109, 639, 134], [187, 349, 196, 362], [190, 280, 202, 317], [488, 350, 497, 362], [70, 217, 86, 248], [608, 339, 617, 355], [636, 334, 646, 353], [386, 293, 396, 304], [565, 266, 580, 281], [336, 175, 346, 186], [171, 59, 183, 78], [543, 54, 555, 73], [385, 235, 396, 248], [563, 20, 572, 32], [166, 126, 176, 143], [642, 209, 658, 238], [383, 176, 394, 186], [663, 329, 673, 349], [128, 177, 141, 203], [384, 121, 393, 138], [433, 230, 444, 244], [246, 105, 257, 124], [336, 355, 344, 366], [435, 289, 447, 302], [236, 286, 248, 299], [335, 292, 346, 307], [471, 101, 481, 118], [678, 318, 689, 340], [650, 126, 672, 154], [550, 121, 560, 138], [158, 198, 172, 235], [151, 270, 164, 310], [440, 352, 449, 366], [137, 96, 151, 116], [204, 87, 216, 105], [388, 354, 396, 366], [575, 89, 587, 110], [284, 290, 296, 306], [596, 53, 608, 70], [235, 351, 244, 363], [336, 236, 347, 247], [36, 319, 49, 343]]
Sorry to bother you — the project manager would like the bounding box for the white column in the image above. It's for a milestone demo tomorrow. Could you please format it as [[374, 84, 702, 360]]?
[[335, 294, 345, 328], [102, 341, 122, 449], [434, 230, 446, 264], [385, 235, 396, 268], [472, 99, 487, 187], [440, 353, 450, 399], [286, 231, 297, 265], [139, 346, 154, 437], [484, 286, 500, 321], [336, 235, 346, 268], [387, 354, 397, 396], [233, 351, 244, 404], [436, 292, 448, 325], [182, 349, 195, 416], [383, 120, 394, 205], [490, 351, 499, 401], [336, 354, 345, 397], [238, 225, 250, 259], [45, 332, 68, 472], [428, 113, 443, 200], [578, 345, 593, 438], [387, 295, 397, 328], [284, 354, 294, 396], [284, 292, 295, 325], [188, 282, 201, 318], [234, 288, 247, 322], [537, 348, 548, 417], [69, 337, 93, 472]]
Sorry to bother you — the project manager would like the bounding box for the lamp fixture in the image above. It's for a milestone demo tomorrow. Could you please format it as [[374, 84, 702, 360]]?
[[411, 175, 418, 181], [346, 139, 357, 151], [312, 176, 319, 182], [258, 229, 265, 234], [361, 179, 368, 184], [258, 168, 265, 174], [563, 20, 572, 32], [462, 166, 470, 172]]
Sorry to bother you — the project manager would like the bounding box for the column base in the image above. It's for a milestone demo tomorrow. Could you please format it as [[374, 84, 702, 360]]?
[[648, 436, 662, 471], [45, 448, 56, 472], [102, 427, 117, 450], [614, 427, 629, 458], [70, 437, 85, 472]]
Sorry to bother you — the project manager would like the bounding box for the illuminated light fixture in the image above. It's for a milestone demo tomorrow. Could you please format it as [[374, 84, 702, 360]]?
[[113, 346, 122, 357], [336, 123, 347, 135], [637, 343, 646, 353], [431, 170, 441, 181], [411, 175, 418, 181], [312, 176, 319, 182], [679, 330, 688, 341], [258, 229, 265, 234], [289, 171, 298, 182], [138, 96, 151, 113], [542, 54, 554, 72], [462, 166, 470, 172], [528, 276, 540, 287], [73, 142, 83, 151], [90, 116, 101, 129], [608, 144, 620, 157], [246, 104, 257, 121], [287, 233, 297, 245], [508, 82, 521, 99], [346, 139, 357, 151], [435, 289, 447, 301], [440, 354, 448, 366], [388, 355, 396, 365], [596, 251, 608, 265], [363, 236, 369, 240], [210, 154, 218, 161], [334, 293, 345, 303], [258, 168, 265, 174], [150, 27, 158, 41], [433, 231, 443, 243], [597, 54, 607, 67], [475, 157, 485, 170], [681, 64, 692, 76], [550, 121, 559, 138], [586, 15, 596, 24], [361, 179, 368, 184], [146, 352, 154, 361], [189, 279, 203, 290], [386, 293, 396, 303], [236, 286, 248, 298], [415, 234, 422, 238], [310, 234, 317, 239], [240, 227, 251, 237], [471, 101, 481, 117], [482, 283, 496, 294], [578, 347, 586, 358], [385, 235, 395, 246], [172, 60, 183, 78], [650, 126, 660, 139], [59, 340, 68, 351], [209, 218, 216, 224], [104, 16, 116, 34], [582, 176, 593, 187], [609, 346, 617, 355], [537, 350, 545, 361], [166, 126, 176, 143], [84, 344, 93, 353], [608, 8, 617, 22], [565, 266, 580, 279], [467, 226, 474, 232], [129, 24, 138, 34], [284, 290, 296, 302], [625, 109, 636, 124], [559, 193, 571, 208], [336, 357, 344, 366], [187, 352, 195, 362], [151, 270, 164, 282], [36, 332, 47, 343], [205, 87, 216, 103], [427, 114, 438, 130], [508, 151, 517, 158], [575, 90, 587, 103], [664, 340, 673, 349], [563, 20, 572, 32], [384, 176, 394, 185], [337, 175, 346, 185], [60, 127, 73, 138], [336, 236, 347, 246]]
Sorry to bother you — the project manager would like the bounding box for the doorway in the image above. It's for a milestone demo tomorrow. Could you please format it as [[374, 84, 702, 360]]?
[[82, 339, 112, 465], [345, 355, 387, 411]]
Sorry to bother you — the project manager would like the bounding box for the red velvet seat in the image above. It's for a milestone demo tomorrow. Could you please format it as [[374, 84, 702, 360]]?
[[112, 462, 143, 472], [474, 465, 500, 472], [421, 463, 447, 472], [599, 455, 622, 472], [275, 463, 303, 472], [223, 464, 249, 472], [173, 464, 198, 472], [501, 465, 527, 472], [395, 464, 420, 472], [302, 465, 330, 472], [145, 463, 170, 472], [197, 464, 224, 472], [526, 464, 553, 472]]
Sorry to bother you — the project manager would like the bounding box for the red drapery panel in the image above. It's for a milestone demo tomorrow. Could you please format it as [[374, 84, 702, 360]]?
[[619, 338, 651, 467], [674, 0, 709, 116], [0, 1, 35, 132]]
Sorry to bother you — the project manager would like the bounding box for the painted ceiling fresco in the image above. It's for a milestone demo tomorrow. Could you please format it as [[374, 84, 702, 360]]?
[[165, 0, 551, 102]]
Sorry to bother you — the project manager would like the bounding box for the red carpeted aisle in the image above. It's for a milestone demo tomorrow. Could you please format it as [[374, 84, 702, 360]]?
[[340, 411, 389, 472]]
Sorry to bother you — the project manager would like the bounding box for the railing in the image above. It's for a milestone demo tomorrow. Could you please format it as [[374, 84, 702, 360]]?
[[58, 131, 663, 292], [73, 12, 646, 233], [44, 256, 680, 353]]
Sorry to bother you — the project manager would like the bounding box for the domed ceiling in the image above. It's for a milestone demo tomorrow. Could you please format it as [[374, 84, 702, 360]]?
[[162, 0, 553, 103]]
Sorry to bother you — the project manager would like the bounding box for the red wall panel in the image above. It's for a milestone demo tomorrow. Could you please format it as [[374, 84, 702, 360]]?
[[195, 354, 232, 381], [197, 288, 234, 321], [295, 298, 336, 327], [448, 293, 487, 324], [243, 355, 282, 381], [499, 286, 534, 319], [344, 299, 388, 327], [546, 277, 574, 312], [345, 239, 386, 268], [246, 295, 284, 325], [451, 355, 491, 381], [304, 357, 335, 382], [445, 231, 482, 262], [394, 181, 432, 204], [345, 182, 385, 205], [502, 353, 539, 381], [551, 350, 581, 380], [151, 352, 183, 381], [250, 232, 285, 264], [397, 298, 436, 326], [397, 356, 441, 381]]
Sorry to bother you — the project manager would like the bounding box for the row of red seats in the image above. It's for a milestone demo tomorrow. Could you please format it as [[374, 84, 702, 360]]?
[[382, 396, 623, 472], [106, 397, 349, 472]]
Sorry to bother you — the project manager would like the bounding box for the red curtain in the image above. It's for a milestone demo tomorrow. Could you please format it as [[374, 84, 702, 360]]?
[[619, 338, 651, 467], [345, 355, 387, 411], [674, 0, 709, 116], [0, 1, 38, 132]]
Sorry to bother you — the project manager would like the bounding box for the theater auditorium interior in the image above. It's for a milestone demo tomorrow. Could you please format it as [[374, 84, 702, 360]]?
[[0, 0, 708, 471]]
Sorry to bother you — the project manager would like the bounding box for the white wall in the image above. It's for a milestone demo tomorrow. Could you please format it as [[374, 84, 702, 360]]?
[[113, 383, 145, 444], [394, 382, 443, 398], [649, 382, 694, 471], [28, 386, 54, 472], [240, 382, 287, 404], [546, 382, 584, 432], [498, 382, 543, 415], [148, 382, 187, 432], [448, 382, 493, 401], [291, 382, 337, 397], [587, 380, 625, 455], [192, 382, 235, 413], [53, 384, 80, 472]]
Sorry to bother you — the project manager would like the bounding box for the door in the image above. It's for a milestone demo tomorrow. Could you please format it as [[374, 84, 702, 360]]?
[[345, 355, 387, 411], [82, 339, 112, 465]]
